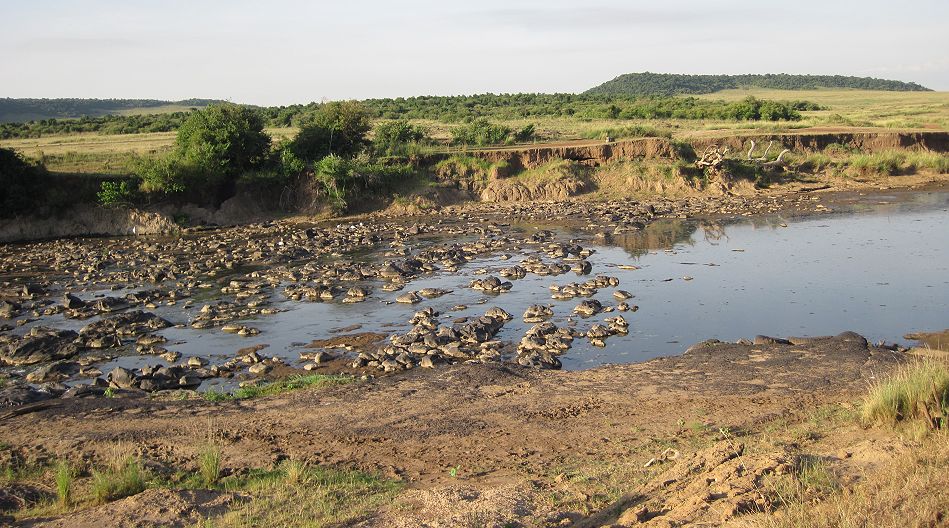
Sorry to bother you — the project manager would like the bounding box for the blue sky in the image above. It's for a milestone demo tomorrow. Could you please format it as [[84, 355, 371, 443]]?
[[1, 0, 947, 105]]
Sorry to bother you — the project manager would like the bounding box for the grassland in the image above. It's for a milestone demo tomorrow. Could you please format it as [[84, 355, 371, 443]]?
[[1, 90, 946, 178]]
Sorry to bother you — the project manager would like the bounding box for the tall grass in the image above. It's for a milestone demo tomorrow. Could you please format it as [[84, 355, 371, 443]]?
[[580, 124, 673, 140], [199, 443, 223, 488], [861, 359, 949, 426], [91, 455, 147, 504], [54, 460, 73, 507], [850, 150, 949, 176]]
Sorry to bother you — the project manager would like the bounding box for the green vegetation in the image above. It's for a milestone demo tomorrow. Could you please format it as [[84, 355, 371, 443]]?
[[131, 103, 272, 202], [372, 119, 428, 156], [861, 360, 949, 427], [585, 72, 931, 96], [0, 97, 222, 124], [0, 146, 49, 217], [91, 456, 147, 504], [54, 460, 73, 507], [207, 461, 401, 527], [289, 101, 372, 162], [199, 443, 223, 488], [580, 124, 673, 140], [96, 180, 135, 206], [201, 374, 354, 402]]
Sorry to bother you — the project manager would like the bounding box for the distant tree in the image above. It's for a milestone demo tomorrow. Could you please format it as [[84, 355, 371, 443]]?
[[290, 101, 372, 162], [372, 120, 427, 156], [0, 147, 47, 217]]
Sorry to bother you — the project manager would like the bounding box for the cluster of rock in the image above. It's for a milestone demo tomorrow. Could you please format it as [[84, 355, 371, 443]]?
[[351, 307, 512, 372]]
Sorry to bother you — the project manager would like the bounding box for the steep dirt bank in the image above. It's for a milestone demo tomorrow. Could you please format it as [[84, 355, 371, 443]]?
[[0, 206, 177, 243], [427, 130, 948, 171], [690, 130, 949, 154]]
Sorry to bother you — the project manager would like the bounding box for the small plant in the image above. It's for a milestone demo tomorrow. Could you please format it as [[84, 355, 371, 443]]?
[[103, 387, 116, 398], [199, 443, 222, 488], [281, 459, 309, 485], [96, 180, 135, 206], [448, 465, 461, 478], [54, 459, 73, 507], [91, 455, 146, 504]]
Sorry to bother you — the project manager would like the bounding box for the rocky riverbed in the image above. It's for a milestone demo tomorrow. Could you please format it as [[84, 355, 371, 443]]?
[[0, 187, 946, 406]]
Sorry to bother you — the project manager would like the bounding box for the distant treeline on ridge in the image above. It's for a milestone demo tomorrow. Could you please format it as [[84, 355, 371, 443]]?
[[584, 72, 932, 96], [0, 98, 224, 123]]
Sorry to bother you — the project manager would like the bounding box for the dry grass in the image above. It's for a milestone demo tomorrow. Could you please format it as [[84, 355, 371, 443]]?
[[697, 88, 949, 131], [741, 433, 949, 528], [861, 359, 949, 427]]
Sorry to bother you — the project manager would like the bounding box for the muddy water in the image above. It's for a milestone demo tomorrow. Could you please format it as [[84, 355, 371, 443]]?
[[42, 191, 949, 388]]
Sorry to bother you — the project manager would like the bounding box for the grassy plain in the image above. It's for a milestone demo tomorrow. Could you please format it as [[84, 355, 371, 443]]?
[[1, 90, 946, 176]]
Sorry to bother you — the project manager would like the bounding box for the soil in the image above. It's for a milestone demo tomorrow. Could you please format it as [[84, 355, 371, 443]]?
[[0, 333, 907, 526]]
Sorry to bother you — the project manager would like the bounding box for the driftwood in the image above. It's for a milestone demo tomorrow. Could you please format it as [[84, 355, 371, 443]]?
[[746, 140, 790, 167], [695, 145, 730, 169]]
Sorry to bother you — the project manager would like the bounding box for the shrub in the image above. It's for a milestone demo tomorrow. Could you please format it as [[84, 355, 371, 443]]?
[[0, 146, 48, 218], [291, 101, 372, 162], [451, 118, 514, 147], [97, 180, 135, 206], [314, 155, 413, 212], [373, 120, 428, 156]]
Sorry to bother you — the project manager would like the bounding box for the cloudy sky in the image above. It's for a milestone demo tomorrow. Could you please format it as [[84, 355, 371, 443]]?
[[2, 0, 947, 105]]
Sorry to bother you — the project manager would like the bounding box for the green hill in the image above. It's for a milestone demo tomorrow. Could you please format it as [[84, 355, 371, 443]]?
[[0, 98, 225, 123], [585, 72, 932, 97]]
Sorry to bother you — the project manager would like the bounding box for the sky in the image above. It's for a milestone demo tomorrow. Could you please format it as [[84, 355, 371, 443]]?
[[1, 0, 947, 105]]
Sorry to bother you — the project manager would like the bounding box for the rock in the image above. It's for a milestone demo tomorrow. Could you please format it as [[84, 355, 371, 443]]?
[[107, 367, 137, 389], [62, 293, 86, 310], [26, 361, 80, 383], [573, 299, 603, 317], [0, 384, 55, 406], [0, 327, 80, 366], [396, 291, 422, 304], [613, 290, 633, 300], [0, 301, 21, 319], [523, 304, 554, 323], [248, 363, 270, 375]]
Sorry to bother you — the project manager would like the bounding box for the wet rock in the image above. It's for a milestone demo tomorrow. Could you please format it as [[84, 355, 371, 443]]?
[[470, 276, 513, 293], [396, 291, 422, 304], [573, 299, 603, 317], [0, 383, 56, 406], [0, 301, 21, 319], [0, 327, 80, 366], [107, 367, 137, 389], [613, 290, 633, 300], [523, 304, 554, 323], [26, 361, 80, 383]]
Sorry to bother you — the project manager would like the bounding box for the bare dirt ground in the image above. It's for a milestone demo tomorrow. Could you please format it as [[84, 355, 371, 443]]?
[[1, 332, 912, 527]]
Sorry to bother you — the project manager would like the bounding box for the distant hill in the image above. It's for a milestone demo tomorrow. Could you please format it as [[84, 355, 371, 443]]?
[[584, 72, 932, 97], [0, 98, 225, 123]]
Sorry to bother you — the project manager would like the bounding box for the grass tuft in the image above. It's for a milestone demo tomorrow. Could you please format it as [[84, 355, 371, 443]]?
[[91, 455, 147, 504], [861, 360, 949, 427], [199, 443, 223, 488], [54, 460, 73, 507]]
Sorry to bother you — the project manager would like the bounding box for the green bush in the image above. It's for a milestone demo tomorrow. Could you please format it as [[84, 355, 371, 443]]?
[[291, 101, 372, 162], [97, 180, 136, 206], [451, 118, 514, 146], [315, 155, 413, 212], [0, 146, 48, 217], [372, 120, 428, 156]]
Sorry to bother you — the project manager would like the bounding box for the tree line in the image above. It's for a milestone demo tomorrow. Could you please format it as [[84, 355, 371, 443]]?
[[1, 94, 820, 139], [585, 72, 932, 96]]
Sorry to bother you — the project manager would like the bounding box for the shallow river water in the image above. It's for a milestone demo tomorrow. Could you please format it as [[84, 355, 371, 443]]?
[[45, 190, 948, 388]]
